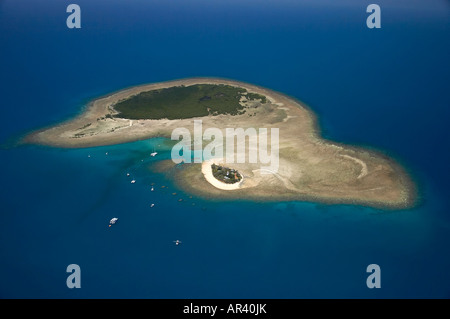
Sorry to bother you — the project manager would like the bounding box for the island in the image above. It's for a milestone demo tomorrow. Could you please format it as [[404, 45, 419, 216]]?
[[199, 158, 244, 191], [23, 78, 416, 209], [211, 164, 242, 184]]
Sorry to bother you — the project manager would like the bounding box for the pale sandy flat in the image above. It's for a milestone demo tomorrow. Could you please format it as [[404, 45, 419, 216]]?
[[23, 78, 416, 209]]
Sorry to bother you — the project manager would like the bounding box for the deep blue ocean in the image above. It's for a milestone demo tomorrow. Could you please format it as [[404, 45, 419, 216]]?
[[0, 0, 449, 298]]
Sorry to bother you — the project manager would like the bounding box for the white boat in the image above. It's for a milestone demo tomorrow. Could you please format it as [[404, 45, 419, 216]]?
[[173, 240, 182, 245], [131, 179, 136, 184], [150, 203, 155, 207], [151, 186, 154, 191], [126, 173, 130, 176], [150, 146, 158, 157], [109, 218, 118, 227]]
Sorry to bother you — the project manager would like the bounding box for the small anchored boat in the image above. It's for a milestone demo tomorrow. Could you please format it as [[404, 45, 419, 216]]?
[[109, 217, 118, 227], [150, 145, 158, 157]]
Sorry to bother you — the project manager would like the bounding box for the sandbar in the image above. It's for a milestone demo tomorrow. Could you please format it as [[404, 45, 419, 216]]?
[[23, 77, 416, 209]]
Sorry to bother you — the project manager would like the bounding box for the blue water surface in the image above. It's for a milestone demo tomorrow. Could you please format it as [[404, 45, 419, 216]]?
[[0, 0, 449, 298]]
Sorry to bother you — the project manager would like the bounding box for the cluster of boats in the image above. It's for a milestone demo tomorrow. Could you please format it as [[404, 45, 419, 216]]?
[[107, 149, 181, 245]]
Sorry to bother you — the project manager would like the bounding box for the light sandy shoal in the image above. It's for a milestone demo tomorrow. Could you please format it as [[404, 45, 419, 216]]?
[[201, 158, 243, 190], [22, 77, 417, 209]]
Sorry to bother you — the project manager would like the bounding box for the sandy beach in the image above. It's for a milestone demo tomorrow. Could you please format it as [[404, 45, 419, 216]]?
[[201, 158, 243, 191], [23, 77, 416, 209]]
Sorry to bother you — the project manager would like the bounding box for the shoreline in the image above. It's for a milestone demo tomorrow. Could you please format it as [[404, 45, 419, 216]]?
[[22, 77, 417, 209]]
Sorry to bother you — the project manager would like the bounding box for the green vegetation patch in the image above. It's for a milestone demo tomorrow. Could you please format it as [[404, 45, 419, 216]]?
[[246, 92, 267, 103], [113, 84, 266, 120], [211, 163, 242, 184]]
